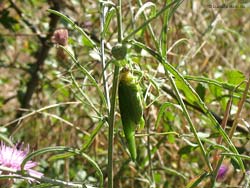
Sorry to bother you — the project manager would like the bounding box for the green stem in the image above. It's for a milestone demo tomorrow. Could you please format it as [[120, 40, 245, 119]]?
[[147, 117, 155, 187], [107, 1, 122, 188], [107, 66, 119, 188], [184, 75, 250, 97], [167, 73, 213, 172], [211, 157, 224, 188], [117, 0, 123, 42], [100, 2, 111, 111]]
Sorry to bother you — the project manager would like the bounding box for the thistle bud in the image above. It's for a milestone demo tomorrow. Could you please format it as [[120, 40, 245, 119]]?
[[52, 28, 68, 46], [111, 43, 127, 60]]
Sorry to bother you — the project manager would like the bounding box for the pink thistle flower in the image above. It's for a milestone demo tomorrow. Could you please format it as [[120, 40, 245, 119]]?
[[52, 28, 68, 46], [0, 142, 43, 182]]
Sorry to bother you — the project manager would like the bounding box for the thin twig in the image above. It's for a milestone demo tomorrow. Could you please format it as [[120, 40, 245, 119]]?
[[229, 77, 250, 138], [212, 95, 232, 168]]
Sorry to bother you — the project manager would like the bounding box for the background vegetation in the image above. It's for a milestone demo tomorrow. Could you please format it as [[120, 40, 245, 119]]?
[[0, 0, 250, 187]]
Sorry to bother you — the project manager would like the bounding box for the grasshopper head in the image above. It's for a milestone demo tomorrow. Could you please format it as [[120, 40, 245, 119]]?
[[120, 67, 133, 83]]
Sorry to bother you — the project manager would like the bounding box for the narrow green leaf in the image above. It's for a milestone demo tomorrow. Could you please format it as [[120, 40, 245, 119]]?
[[48, 153, 75, 162], [184, 75, 250, 98], [221, 152, 250, 160], [103, 7, 116, 37], [81, 120, 105, 151], [186, 172, 209, 188], [162, 167, 188, 180], [134, 2, 156, 20]]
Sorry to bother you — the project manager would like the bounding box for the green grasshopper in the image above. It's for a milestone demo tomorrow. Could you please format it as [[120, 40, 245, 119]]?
[[118, 67, 144, 161]]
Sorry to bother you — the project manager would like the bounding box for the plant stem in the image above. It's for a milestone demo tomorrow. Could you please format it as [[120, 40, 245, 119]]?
[[100, 2, 111, 111], [209, 97, 232, 188], [212, 95, 232, 167], [147, 116, 155, 187], [117, 0, 123, 43], [167, 73, 213, 172], [107, 66, 119, 188], [107, 1, 122, 188], [228, 77, 250, 138]]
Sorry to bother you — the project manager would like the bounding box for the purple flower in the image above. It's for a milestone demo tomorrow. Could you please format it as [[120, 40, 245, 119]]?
[[216, 164, 228, 181], [0, 142, 43, 182]]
